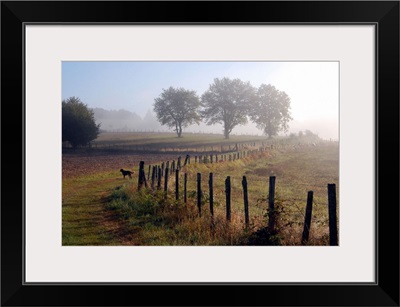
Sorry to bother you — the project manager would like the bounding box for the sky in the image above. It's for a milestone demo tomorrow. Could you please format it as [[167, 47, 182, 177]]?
[[62, 61, 339, 139]]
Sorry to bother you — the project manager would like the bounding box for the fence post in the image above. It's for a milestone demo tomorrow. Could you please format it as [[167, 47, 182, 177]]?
[[138, 161, 144, 190], [157, 166, 162, 190], [301, 191, 314, 245], [328, 184, 338, 246], [164, 167, 169, 197], [225, 176, 231, 221], [175, 169, 179, 200], [138, 161, 147, 190], [184, 154, 189, 166], [268, 176, 276, 231], [151, 166, 156, 190], [161, 162, 165, 177], [177, 156, 181, 170], [242, 176, 249, 227], [148, 165, 151, 180], [184, 173, 187, 203], [209, 173, 214, 217], [197, 173, 202, 217]]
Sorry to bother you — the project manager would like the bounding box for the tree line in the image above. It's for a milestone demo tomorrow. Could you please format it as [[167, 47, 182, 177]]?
[[153, 77, 292, 139], [62, 77, 292, 148]]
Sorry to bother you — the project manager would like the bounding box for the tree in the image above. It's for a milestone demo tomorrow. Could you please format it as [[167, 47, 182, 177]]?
[[62, 96, 100, 148], [153, 87, 201, 137], [201, 77, 256, 139], [250, 84, 292, 138]]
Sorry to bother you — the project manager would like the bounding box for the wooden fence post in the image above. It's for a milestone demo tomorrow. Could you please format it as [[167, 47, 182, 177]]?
[[138, 161, 144, 190], [184, 154, 189, 166], [242, 176, 249, 227], [197, 173, 202, 217], [209, 173, 214, 217], [328, 184, 338, 246], [175, 169, 179, 200], [157, 166, 162, 190], [151, 166, 156, 190], [148, 165, 151, 180], [268, 176, 276, 231], [225, 176, 231, 221], [164, 167, 169, 197], [177, 156, 181, 170], [184, 173, 187, 203], [171, 160, 175, 173], [301, 191, 313, 245], [138, 161, 147, 190]]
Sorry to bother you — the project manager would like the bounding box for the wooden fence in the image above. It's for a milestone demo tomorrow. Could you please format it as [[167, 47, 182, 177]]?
[[136, 155, 339, 246], [63, 139, 315, 154]]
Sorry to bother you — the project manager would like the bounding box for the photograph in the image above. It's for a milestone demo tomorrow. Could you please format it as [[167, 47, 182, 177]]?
[[62, 61, 340, 247], [1, 0, 399, 306]]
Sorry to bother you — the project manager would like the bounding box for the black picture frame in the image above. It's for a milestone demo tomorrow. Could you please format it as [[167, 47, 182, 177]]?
[[1, 1, 399, 306]]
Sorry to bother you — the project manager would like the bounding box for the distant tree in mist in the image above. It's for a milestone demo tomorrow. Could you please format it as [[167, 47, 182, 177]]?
[[201, 77, 256, 139], [62, 96, 100, 148], [153, 87, 202, 137], [250, 84, 292, 138]]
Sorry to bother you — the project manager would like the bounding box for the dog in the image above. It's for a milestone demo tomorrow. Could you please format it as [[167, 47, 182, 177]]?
[[120, 168, 134, 179]]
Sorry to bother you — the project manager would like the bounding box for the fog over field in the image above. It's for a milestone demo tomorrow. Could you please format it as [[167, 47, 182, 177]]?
[[63, 61, 339, 140], [93, 107, 338, 140]]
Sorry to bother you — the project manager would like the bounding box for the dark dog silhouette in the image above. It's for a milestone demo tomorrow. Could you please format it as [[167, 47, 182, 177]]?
[[120, 168, 134, 179]]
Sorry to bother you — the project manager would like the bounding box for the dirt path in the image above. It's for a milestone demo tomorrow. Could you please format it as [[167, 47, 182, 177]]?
[[62, 175, 142, 246]]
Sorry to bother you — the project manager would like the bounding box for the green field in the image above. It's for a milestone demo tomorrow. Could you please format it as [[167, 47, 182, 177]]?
[[62, 132, 339, 246]]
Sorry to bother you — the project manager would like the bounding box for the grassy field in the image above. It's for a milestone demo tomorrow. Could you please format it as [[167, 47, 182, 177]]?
[[65, 131, 320, 154], [62, 132, 338, 246]]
